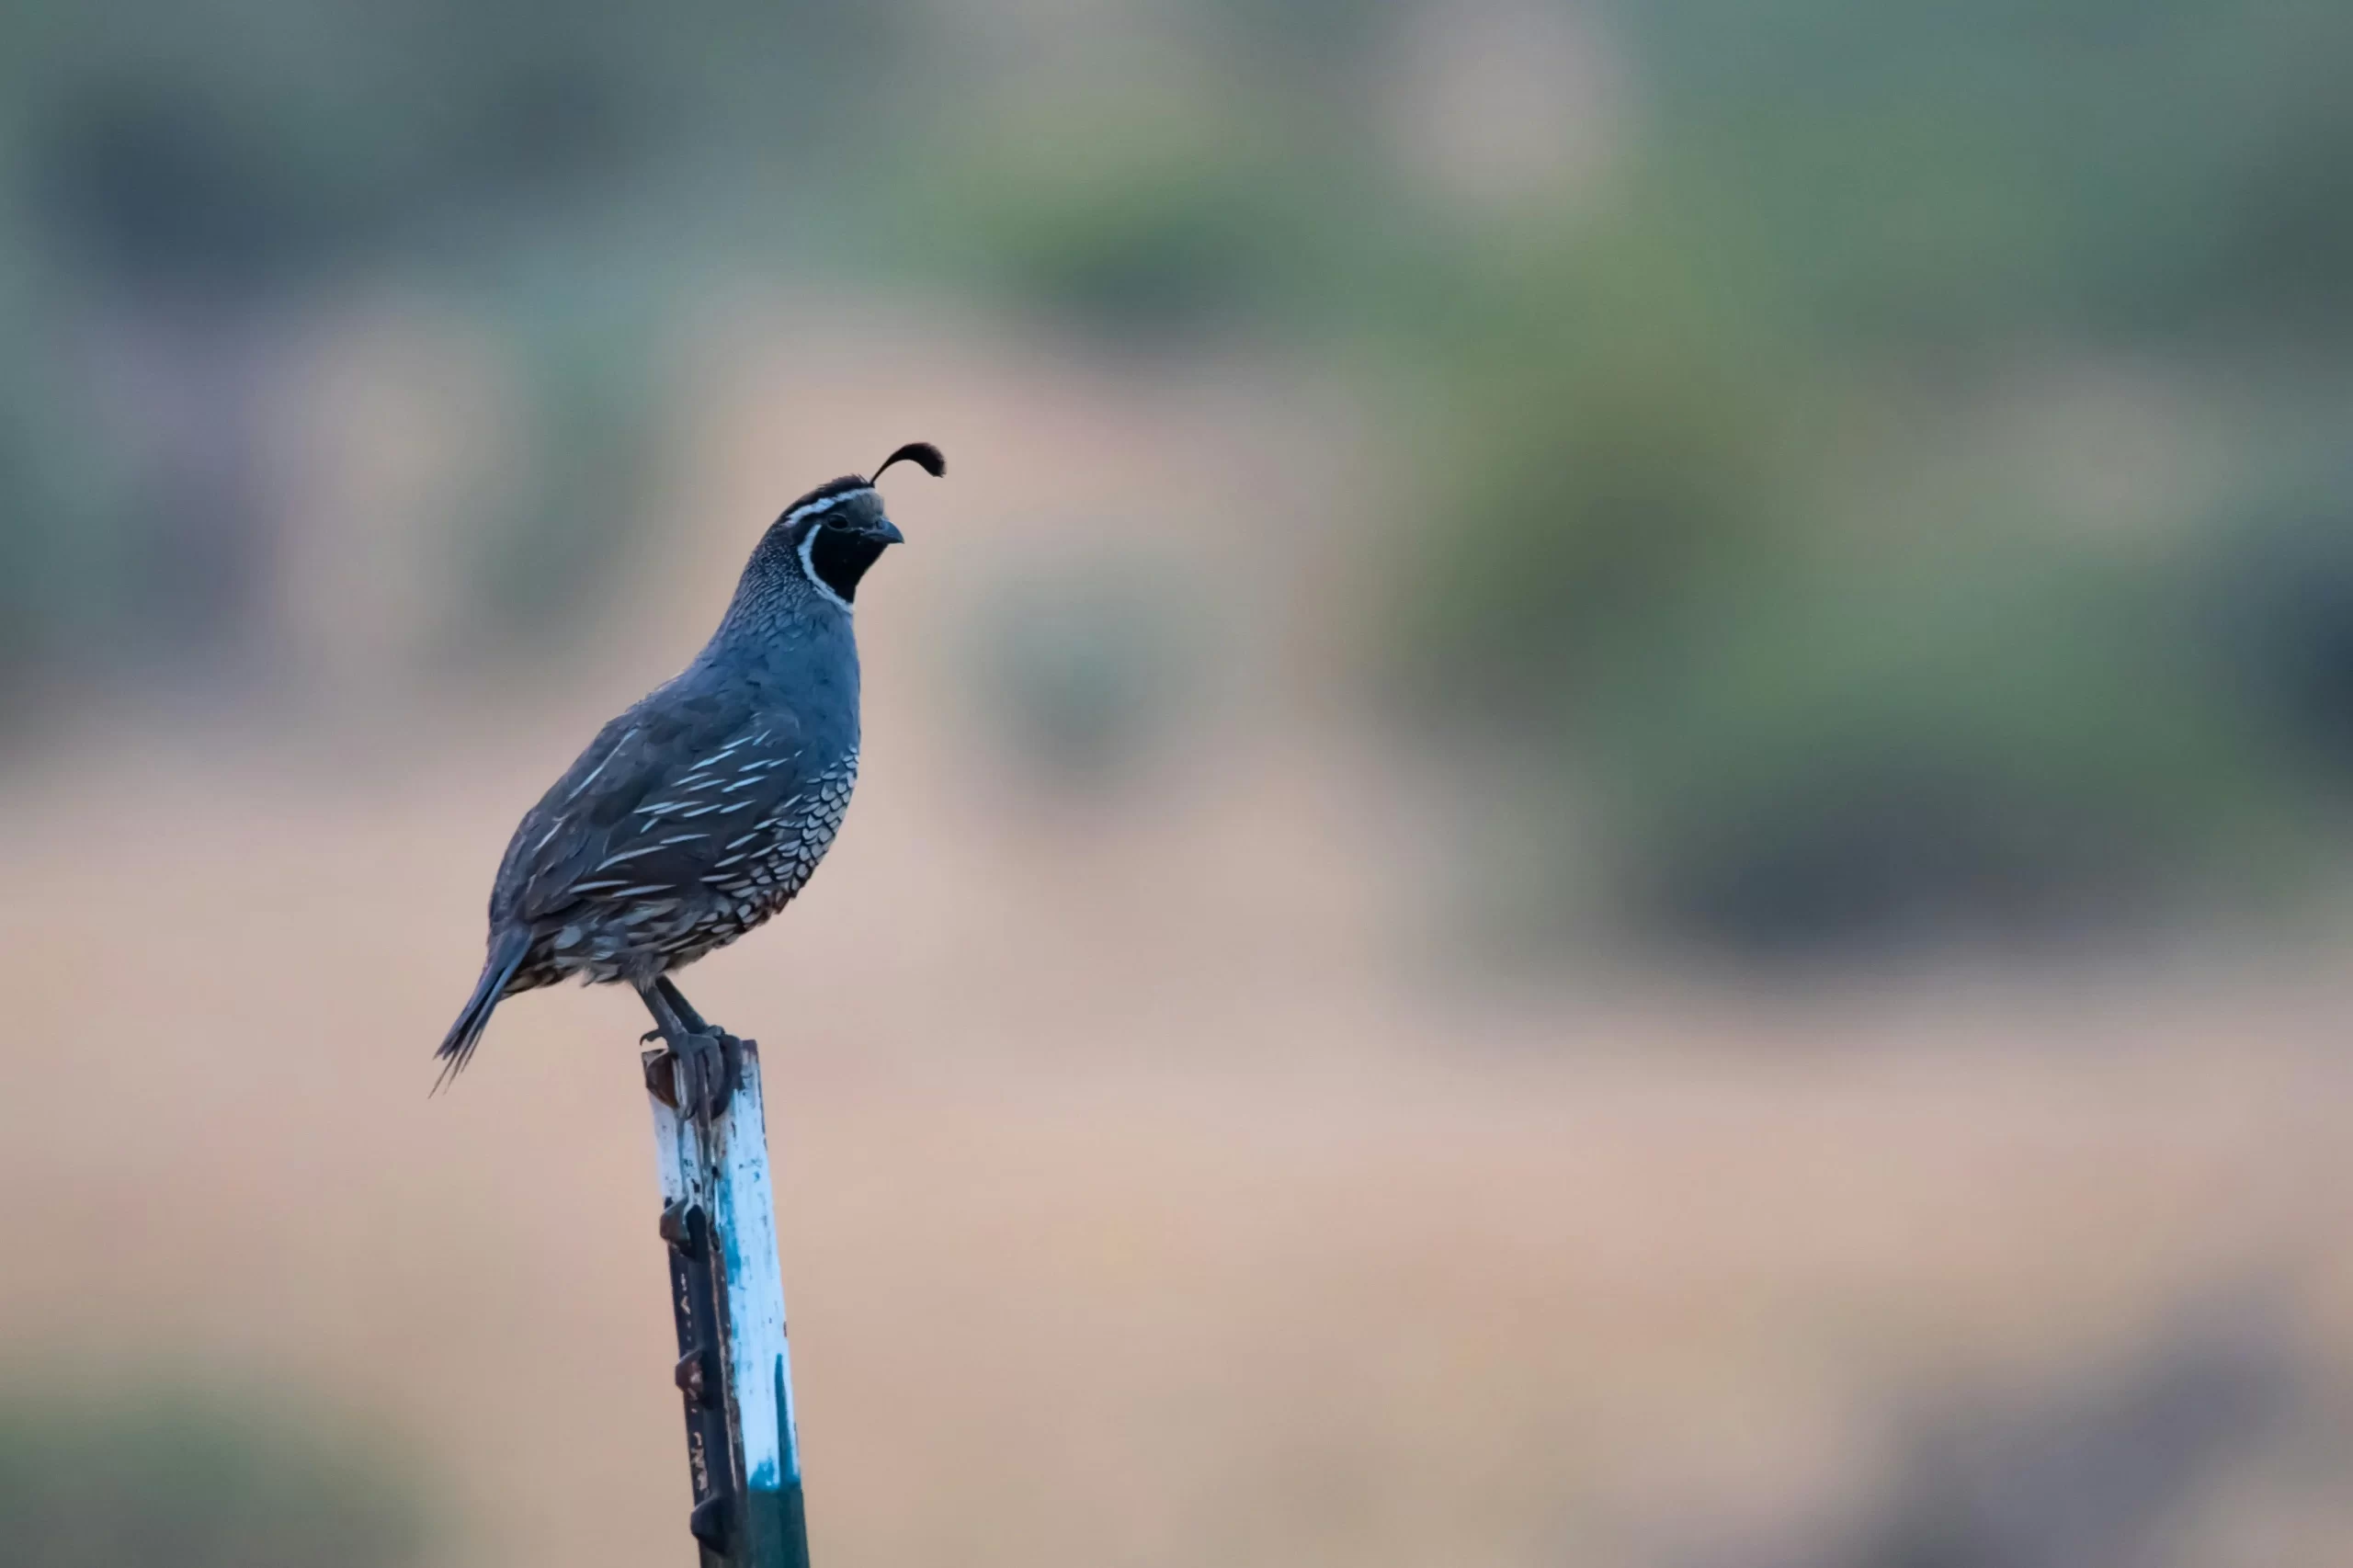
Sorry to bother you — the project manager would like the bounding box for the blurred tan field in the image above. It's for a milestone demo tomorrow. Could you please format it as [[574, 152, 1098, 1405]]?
[[4, 344, 2351, 1558]]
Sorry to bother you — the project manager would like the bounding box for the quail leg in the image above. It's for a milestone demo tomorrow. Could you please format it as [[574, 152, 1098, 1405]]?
[[638, 1027, 726, 1120], [658, 978, 745, 1110], [636, 978, 743, 1125]]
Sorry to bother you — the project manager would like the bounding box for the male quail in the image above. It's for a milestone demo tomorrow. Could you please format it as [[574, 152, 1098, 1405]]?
[[435, 442, 945, 1118]]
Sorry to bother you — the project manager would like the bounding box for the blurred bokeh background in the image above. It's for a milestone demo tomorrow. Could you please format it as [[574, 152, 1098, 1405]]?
[[4, 1, 2352, 1563]]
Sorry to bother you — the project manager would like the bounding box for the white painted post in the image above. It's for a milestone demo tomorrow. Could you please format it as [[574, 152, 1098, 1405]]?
[[647, 1041, 812, 1568]]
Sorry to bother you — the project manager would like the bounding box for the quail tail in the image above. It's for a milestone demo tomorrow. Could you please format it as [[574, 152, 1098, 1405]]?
[[434, 927, 531, 1092]]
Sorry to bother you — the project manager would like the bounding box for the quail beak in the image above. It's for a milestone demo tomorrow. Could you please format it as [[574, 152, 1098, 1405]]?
[[866, 517, 905, 546]]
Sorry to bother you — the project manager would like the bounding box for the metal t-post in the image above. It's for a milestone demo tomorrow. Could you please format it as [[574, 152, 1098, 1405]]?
[[646, 1039, 812, 1568]]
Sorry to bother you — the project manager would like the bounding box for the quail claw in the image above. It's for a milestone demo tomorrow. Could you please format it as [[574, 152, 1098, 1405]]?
[[697, 1029, 744, 1124], [665, 1028, 741, 1128], [719, 1033, 745, 1109]]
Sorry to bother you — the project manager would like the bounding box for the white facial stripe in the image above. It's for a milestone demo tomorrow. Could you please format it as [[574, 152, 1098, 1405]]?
[[798, 524, 855, 614], [779, 487, 870, 530]]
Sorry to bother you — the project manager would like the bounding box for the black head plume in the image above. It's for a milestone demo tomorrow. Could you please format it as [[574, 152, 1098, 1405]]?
[[870, 441, 946, 483]]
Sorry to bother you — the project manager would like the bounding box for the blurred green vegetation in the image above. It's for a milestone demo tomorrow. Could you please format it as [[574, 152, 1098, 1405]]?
[[1628, 0, 2353, 348], [0, 1385, 430, 1568], [4, 0, 2351, 952], [0, 0, 917, 703], [886, 1, 2353, 952], [1364, 0, 2353, 954], [1763, 1297, 2335, 1568], [915, 101, 1355, 343], [1594, 549, 2301, 952], [973, 550, 1203, 787]]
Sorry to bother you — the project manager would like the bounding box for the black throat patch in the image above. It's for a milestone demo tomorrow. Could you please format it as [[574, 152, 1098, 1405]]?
[[804, 526, 889, 604]]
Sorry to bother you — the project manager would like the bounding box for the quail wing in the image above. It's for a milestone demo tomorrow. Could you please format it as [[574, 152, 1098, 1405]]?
[[491, 680, 816, 929]]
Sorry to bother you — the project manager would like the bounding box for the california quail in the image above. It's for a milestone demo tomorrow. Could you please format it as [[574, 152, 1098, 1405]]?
[[435, 442, 944, 1118]]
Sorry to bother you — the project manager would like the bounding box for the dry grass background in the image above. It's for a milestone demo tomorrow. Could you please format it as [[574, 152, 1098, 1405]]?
[[3, 312, 2349, 1566]]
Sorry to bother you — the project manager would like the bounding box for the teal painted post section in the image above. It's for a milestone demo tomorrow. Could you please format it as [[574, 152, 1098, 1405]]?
[[710, 1044, 810, 1568], [649, 1040, 813, 1568]]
